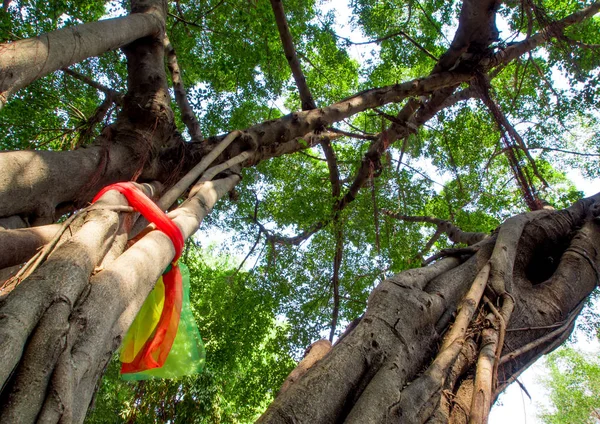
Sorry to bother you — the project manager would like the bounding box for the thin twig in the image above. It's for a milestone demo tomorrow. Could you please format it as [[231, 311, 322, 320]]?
[[328, 127, 378, 140], [167, 11, 203, 29], [233, 232, 261, 276], [506, 322, 566, 332], [499, 301, 584, 365], [252, 218, 328, 246], [332, 28, 438, 61], [495, 319, 573, 398], [75, 95, 113, 147], [530, 146, 600, 157]]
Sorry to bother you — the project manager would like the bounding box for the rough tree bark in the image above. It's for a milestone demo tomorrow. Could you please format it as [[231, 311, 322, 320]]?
[[258, 195, 600, 423], [0, 0, 599, 423]]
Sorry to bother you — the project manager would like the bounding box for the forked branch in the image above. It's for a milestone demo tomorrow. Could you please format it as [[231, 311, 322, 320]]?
[[252, 219, 328, 246]]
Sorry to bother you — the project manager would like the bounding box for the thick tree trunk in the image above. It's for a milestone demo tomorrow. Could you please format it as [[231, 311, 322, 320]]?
[[259, 193, 600, 423], [4, 188, 596, 423], [0, 146, 142, 222]]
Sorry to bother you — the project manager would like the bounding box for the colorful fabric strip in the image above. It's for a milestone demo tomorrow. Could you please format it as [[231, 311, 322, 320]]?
[[92, 182, 184, 374]]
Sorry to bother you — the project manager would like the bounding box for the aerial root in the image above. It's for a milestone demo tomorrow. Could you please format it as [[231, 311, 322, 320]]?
[[0, 148, 244, 420], [469, 313, 500, 424], [153, 129, 241, 211], [419, 218, 521, 423], [482, 296, 506, 391], [440, 262, 490, 352], [0, 192, 138, 396], [405, 259, 495, 423], [1, 204, 135, 293], [130, 130, 244, 236], [38, 346, 75, 423]]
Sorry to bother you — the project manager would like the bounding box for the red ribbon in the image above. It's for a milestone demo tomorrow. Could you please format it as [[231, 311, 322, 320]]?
[[93, 182, 184, 374], [92, 182, 184, 259]]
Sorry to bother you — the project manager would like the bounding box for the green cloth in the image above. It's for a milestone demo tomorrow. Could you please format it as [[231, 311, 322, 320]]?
[[121, 263, 205, 380]]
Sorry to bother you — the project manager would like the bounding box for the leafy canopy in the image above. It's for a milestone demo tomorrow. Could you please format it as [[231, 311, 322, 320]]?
[[539, 346, 600, 424]]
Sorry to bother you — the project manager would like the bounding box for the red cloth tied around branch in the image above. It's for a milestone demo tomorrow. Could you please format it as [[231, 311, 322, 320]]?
[[92, 182, 184, 375]]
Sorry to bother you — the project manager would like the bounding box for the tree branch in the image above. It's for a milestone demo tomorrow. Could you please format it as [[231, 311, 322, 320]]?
[[328, 127, 378, 141], [335, 98, 422, 213], [320, 135, 344, 342], [329, 223, 343, 342], [333, 83, 481, 218], [167, 11, 202, 29], [321, 141, 341, 199], [233, 231, 262, 276], [382, 210, 487, 246], [530, 146, 600, 157], [270, 0, 316, 110], [252, 219, 328, 246], [527, 54, 561, 105], [333, 29, 439, 61], [195, 150, 250, 185], [487, 2, 600, 69], [478, 104, 540, 210], [76, 95, 114, 147], [419, 227, 444, 259], [476, 73, 548, 190], [61, 68, 124, 105], [164, 34, 203, 141]]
